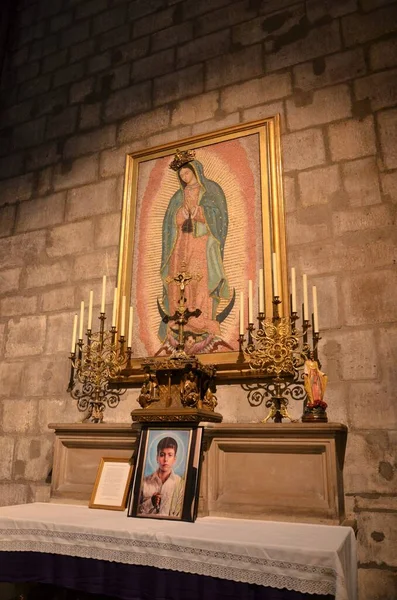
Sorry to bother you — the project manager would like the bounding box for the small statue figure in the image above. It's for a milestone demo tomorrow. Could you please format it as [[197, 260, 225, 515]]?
[[180, 370, 199, 408], [303, 355, 328, 411], [138, 373, 160, 409]]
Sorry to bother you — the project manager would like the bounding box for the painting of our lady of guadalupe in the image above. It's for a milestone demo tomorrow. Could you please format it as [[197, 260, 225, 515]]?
[[126, 125, 277, 361]]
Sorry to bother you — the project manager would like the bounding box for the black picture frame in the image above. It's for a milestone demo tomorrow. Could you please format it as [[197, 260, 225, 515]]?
[[128, 425, 203, 523]]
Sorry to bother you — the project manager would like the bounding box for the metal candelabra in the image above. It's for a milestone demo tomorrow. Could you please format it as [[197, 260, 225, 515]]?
[[240, 297, 321, 423], [67, 314, 132, 423]]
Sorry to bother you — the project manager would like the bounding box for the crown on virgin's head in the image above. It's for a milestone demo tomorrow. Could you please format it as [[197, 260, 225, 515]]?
[[169, 148, 196, 171]]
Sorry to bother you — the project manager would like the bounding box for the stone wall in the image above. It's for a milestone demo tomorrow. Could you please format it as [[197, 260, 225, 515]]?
[[0, 0, 396, 597]]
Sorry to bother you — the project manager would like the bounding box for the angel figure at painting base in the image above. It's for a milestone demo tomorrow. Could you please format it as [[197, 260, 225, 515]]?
[[302, 357, 328, 423]]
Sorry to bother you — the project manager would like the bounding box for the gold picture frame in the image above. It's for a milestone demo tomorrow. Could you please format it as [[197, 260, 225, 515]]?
[[116, 116, 287, 381], [89, 457, 133, 511]]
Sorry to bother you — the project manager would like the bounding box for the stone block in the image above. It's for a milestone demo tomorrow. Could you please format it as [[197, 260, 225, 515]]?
[[38, 398, 81, 431], [381, 171, 397, 204], [283, 175, 296, 213], [2, 399, 38, 433], [0, 268, 21, 294], [64, 126, 116, 159], [177, 30, 230, 70], [88, 52, 112, 75], [76, 0, 107, 19], [286, 211, 330, 245], [370, 37, 397, 71], [6, 315, 46, 358], [191, 113, 239, 137], [94, 212, 121, 248], [100, 24, 130, 51], [132, 48, 175, 82], [26, 261, 71, 289], [344, 431, 397, 494], [377, 108, 397, 170], [148, 125, 192, 148], [16, 193, 65, 233], [0, 323, 4, 357], [324, 329, 378, 382], [109, 65, 130, 91], [53, 155, 99, 191], [104, 82, 152, 122], [221, 73, 291, 114], [76, 276, 117, 313], [357, 512, 397, 567], [21, 359, 69, 398], [70, 39, 95, 64], [206, 45, 263, 91], [0, 361, 24, 397], [12, 117, 46, 149], [118, 37, 150, 63], [0, 437, 14, 479], [42, 287, 75, 313], [133, 6, 175, 37], [118, 107, 171, 143], [36, 168, 53, 197], [50, 11, 73, 33], [14, 436, 53, 481], [358, 569, 397, 600], [266, 21, 341, 72], [66, 178, 119, 222], [45, 312, 78, 354], [128, 0, 168, 20], [154, 64, 204, 106], [30, 35, 58, 61], [242, 101, 285, 128], [298, 165, 341, 207], [342, 269, 397, 326], [302, 274, 340, 331], [17, 73, 51, 103], [0, 231, 46, 270], [333, 204, 393, 236], [31, 483, 52, 503], [306, 0, 357, 20], [73, 249, 118, 282], [100, 146, 132, 178], [30, 88, 69, 120], [60, 21, 90, 49], [26, 142, 61, 171], [355, 69, 397, 112], [69, 78, 95, 104], [182, 0, 235, 19], [93, 5, 126, 35], [319, 382, 348, 425], [79, 103, 101, 131], [294, 236, 397, 276], [342, 4, 397, 46], [53, 63, 85, 88], [342, 157, 381, 207], [293, 48, 366, 91], [282, 128, 326, 172], [171, 92, 218, 127], [0, 484, 29, 507], [46, 107, 78, 139], [347, 382, 397, 430], [16, 61, 40, 84], [0, 99, 33, 129], [0, 153, 24, 180], [41, 48, 68, 73], [378, 325, 397, 388], [152, 22, 193, 52], [1, 295, 37, 317], [287, 84, 352, 131], [0, 205, 16, 237], [329, 116, 376, 161], [47, 220, 95, 258]]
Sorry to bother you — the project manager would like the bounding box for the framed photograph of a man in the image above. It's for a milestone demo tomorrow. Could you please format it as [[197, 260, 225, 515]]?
[[128, 426, 203, 522], [116, 116, 287, 380]]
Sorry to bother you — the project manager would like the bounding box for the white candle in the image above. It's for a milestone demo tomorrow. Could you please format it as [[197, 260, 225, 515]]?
[[248, 280, 253, 323], [100, 275, 106, 313], [259, 268, 264, 313], [111, 287, 118, 327], [87, 290, 93, 330], [291, 267, 296, 313], [239, 291, 244, 336], [127, 307, 134, 348], [303, 274, 308, 320], [120, 295, 126, 337], [79, 301, 84, 340], [312, 286, 319, 332], [71, 314, 78, 353], [272, 252, 279, 297]]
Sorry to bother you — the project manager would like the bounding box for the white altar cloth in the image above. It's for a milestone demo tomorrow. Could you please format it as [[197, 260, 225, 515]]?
[[0, 503, 356, 600]]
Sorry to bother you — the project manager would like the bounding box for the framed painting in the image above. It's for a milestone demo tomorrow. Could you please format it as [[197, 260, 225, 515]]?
[[116, 117, 287, 380], [128, 426, 203, 522]]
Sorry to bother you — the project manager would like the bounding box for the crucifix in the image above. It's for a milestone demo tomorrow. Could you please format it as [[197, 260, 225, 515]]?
[[164, 269, 202, 356]]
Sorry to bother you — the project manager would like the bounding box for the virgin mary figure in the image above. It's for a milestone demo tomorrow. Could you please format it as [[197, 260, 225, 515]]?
[[157, 151, 234, 354]]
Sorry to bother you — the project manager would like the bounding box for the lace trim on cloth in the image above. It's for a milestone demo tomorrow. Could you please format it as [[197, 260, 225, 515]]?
[[0, 529, 338, 597]]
